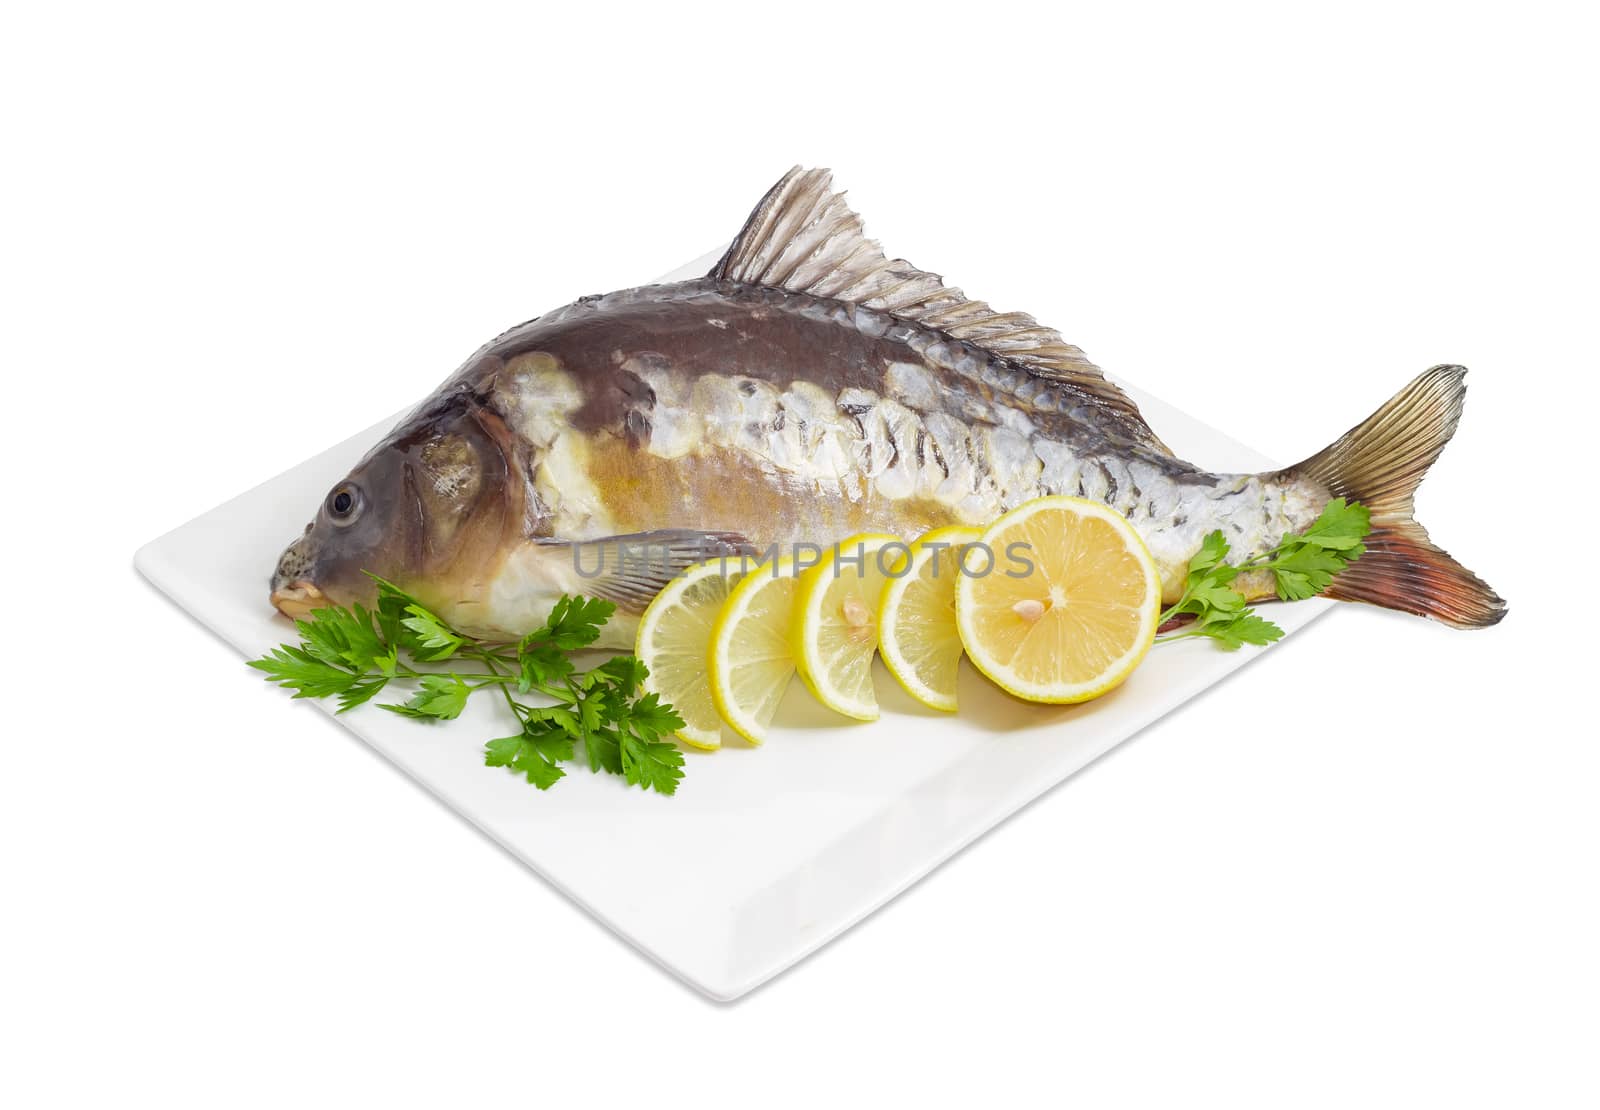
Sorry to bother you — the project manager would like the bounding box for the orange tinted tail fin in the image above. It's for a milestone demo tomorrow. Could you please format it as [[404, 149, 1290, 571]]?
[[1276, 365, 1505, 628]]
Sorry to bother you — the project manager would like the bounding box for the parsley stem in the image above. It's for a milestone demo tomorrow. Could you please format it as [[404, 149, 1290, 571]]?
[[1158, 594, 1199, 627], [476, 653, 531, 723]]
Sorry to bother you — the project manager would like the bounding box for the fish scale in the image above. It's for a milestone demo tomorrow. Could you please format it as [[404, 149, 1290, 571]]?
[[270, 167, 1505, 642]]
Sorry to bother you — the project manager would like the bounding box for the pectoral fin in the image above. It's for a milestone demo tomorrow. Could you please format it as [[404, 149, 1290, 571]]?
[[546, 529, 754, 611]]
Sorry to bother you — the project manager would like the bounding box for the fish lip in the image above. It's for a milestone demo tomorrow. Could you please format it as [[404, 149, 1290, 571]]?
[[271, 579, 329, 619]]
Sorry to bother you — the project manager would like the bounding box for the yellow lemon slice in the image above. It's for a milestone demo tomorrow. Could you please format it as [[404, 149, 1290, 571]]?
[[877, 525, 984, 712], [792, 533, 902, 721], [955, 497, 1160, 704], [708, 555, 800, 746], [635, 559, 746, 750]]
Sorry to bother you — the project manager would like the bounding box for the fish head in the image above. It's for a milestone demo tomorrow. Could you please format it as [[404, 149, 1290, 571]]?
[[270, 391, 528, 621]]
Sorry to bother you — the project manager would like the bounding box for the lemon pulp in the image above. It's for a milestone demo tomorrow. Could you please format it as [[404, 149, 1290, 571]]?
[[955, 497, 1160, 704], [707, 557, 800, 745], [792, 533, 901, 721], [878, 525, 984, 712]]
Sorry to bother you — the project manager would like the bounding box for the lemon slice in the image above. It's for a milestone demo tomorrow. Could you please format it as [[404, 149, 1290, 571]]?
[[878, 525, 984, 712], [708, 556, 800, 746], [792, 533, 901, 721], [955, 497, 1160, 704], [635, 559, 746, 750]]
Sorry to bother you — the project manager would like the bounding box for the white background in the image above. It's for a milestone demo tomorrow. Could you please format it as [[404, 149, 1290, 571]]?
[[4, 3, 1596, 1107]]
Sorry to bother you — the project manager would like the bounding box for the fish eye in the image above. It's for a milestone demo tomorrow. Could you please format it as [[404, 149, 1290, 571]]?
[[327, 485, 362, 523]]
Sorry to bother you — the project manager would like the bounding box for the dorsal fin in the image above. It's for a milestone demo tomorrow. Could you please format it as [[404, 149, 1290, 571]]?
[[712, 167, 1168, 453]]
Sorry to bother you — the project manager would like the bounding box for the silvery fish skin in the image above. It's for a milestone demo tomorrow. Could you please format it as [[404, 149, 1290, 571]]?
[[271, 169, 1504, 644]]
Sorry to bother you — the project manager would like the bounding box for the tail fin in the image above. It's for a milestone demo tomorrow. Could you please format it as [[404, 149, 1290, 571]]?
[[1276, 365, 1506, 628]]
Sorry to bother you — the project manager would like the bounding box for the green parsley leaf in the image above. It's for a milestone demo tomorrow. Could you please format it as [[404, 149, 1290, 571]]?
[[595, 655, 648, 696], [380, 673, 472, 720], [368, 574, 422, 640], [483, 735, 522, 767], [577, 690, 607, 736], [517, 643, 574, 693], [1296, 497, 1372, 551], [619, 730, 685, 795], [627, 691, 687, 741], [1269, 544, 1348, 602], [398, 606, 466, 662], [528, 704, 581, 736], [538, 595, 616, 651], [258, 588, 688, 797], [1187, 529, 1232, 578], [517, 755, 567, 791], [366, 575, 465, 660], [522, 726, 576, 766], [1157, 502, 1371, 650], [296, 603, 392, 674], [249, 645, 360, 699], [336, 676, 391, 713], [485, 724, 574, 790], [1203, 612, 1286, 650], [584, 726, 624, 776]]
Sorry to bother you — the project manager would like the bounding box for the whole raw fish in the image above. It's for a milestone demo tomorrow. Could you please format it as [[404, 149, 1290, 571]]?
[[272, 168, 1504, 645]]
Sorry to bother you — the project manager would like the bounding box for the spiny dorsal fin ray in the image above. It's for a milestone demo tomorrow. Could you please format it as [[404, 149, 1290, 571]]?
[[712, 167, 1169, 453]]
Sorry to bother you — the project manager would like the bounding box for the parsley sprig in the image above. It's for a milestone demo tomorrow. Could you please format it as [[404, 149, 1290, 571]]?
[[251, 578, 686, 795], [1157, 497, 1371, 649]]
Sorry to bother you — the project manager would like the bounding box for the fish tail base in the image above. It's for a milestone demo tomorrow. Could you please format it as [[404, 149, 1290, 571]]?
[[1276, 365, 1506, 629]]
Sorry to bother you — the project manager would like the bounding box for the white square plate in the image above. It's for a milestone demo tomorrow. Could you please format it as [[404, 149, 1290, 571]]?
[[134, 251, 1329, 1000]]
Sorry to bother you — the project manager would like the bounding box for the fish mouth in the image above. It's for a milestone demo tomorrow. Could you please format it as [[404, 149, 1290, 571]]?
[[271, 579, 331, 619]]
